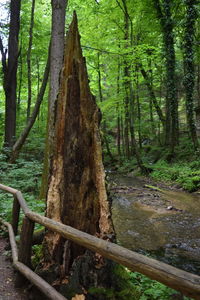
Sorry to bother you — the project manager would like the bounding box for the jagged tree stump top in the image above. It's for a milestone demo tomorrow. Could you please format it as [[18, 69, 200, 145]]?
[[44, 12, 114, 266]]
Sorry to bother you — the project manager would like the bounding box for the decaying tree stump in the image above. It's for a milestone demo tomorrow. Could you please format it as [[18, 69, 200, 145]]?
[[39, 12, 115, 299]]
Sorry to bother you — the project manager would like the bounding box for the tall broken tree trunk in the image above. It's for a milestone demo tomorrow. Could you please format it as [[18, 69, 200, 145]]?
[[40, 12, 114, 298]]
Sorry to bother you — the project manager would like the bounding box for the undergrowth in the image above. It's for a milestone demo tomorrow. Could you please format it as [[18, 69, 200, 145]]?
[[151, 159, 200, 192], [89, 265, 191, 300], [0, 153, 45, 226]]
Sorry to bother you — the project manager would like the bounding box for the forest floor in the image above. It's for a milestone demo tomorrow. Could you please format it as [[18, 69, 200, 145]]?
[[0, 238, 27, 300]]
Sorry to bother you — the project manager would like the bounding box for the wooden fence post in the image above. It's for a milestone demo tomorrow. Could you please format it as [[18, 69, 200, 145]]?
[[15, 216, 35, 287], [12, 195, 20, 235]]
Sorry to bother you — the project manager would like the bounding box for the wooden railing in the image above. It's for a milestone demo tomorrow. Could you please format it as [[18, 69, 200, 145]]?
[[0, 183, 200, 300]]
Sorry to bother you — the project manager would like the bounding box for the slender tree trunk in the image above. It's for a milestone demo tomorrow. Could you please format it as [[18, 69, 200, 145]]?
[[140, 65, 165, 127], [48, 0, 68, 148], [153, 0, 178, 155], [122, 0, 130, 159], [0, 0, 21, 147], [97, 52, 103, 103], [121, 114, 125, 157], [195, 64, 200, 138], [117, 108, 121, 157], [10, 48, 50, 162], [97, 52, 114, 161], [117, 60, 121, 157], [40, 0, 67, 199], [98, 54, 116, 163], [36, 58, 40, 121], [148, 58, 156, 137], [135, 68, 142, 149], [124, 82, 130, 158], [119, 0, 150, 173], [183, 0, 199, 150], [17, 50, 23, 108], [40, 14, 115, 297], [26, 0, 36, 121], [129, 85, 135, 156]]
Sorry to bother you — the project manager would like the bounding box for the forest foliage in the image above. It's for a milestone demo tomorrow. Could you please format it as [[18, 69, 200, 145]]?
[[0, 0, 200, 165], [0, 0, 200, 299]]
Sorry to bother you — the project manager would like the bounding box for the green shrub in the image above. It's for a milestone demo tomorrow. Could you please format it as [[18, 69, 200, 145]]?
[[150, 159, 200, 192], [0, 156, 45, 224], [129, 272, 191, 300]]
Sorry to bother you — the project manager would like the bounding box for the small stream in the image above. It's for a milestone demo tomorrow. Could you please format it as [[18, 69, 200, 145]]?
[[111, 174, 200, 275]]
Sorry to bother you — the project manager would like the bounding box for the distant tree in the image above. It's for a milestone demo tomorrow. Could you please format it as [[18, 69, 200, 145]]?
[[183, 0, 199, 150], [26, 0, 36, 121], [153, 0, 178, 156]]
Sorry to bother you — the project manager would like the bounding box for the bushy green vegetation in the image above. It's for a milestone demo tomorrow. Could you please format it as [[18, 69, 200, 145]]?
[[0, 136, 45, 224], [107, 136, 200, 192], [129, 271, 190, 300], [151, 159, 200, 192], [89, 265, 191, 300]]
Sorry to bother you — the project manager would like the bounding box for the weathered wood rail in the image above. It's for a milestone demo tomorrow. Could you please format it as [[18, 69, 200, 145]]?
[[0, 183, 200, 300]]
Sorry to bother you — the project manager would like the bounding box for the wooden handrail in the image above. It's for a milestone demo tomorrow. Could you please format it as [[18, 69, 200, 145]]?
[[1, 219, 67, 300], [0, 183, 200, 299]]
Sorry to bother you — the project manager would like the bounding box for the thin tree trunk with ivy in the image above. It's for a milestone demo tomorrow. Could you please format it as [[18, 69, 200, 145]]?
[[122, 0, 130, 159], [153, 0, 178, 156], [183, 0, 199, 150], [119, 0, 149, 173]]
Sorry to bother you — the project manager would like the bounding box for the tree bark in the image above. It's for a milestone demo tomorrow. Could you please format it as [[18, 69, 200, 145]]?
[[40, 13, 114, 297], [153, 0, 178, 155], [122, 0, 130, 159], [17, 47, 23, 108], [40, 0, 67, 200], [183, 0, 199, 150], [0, 0, 21, 147], [26, 0, 36, 121], [117, 59, 121, 157], [195, 64, 200, 138], [48, 0, 68, 149], [135, 67, 142, 149]]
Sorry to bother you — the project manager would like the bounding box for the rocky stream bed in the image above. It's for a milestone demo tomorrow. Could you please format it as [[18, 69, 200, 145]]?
[[110, 173, 200, 276]]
